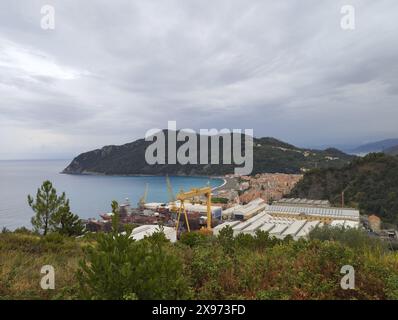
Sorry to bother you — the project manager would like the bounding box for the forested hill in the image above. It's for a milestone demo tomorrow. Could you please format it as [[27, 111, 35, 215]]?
[[289, 153, 398, 225], [62, 131, 353, 176]]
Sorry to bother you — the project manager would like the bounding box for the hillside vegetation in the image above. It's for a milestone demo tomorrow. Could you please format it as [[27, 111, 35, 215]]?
[[1, 225, 398, 300], [289, 153, 398, 225], [63, 131, 353, 176]]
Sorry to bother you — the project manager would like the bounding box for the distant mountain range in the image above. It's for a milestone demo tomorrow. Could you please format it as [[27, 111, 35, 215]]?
[[347, 138, 398, 155], [63, 131, 354, 176]]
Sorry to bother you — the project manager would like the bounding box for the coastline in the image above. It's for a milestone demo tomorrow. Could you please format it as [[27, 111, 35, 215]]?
[[62, 171, 224, 178], [62, 172, 226, 192], [61, 171, 227, 188], [211, 177, 227, 191]]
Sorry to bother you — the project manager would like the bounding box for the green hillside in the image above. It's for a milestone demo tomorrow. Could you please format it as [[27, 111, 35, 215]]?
[[289, 153, 398, 225], [63, 131, 353, 176]]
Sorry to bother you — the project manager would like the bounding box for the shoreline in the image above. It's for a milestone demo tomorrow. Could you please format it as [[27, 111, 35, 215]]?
[[62, 171, 224, 178], [211, 178, 227, 191], [62, 171, 227, 189], [61, 171, 227, 187]]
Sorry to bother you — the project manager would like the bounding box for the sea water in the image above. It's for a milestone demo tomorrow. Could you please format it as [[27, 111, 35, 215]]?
[[0, 160, 223, 229]]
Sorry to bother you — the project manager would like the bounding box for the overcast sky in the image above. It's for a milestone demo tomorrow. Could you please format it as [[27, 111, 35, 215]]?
[[0, 0, 397, 159]]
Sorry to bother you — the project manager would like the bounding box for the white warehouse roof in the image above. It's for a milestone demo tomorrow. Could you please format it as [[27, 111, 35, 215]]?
[[267, 205, 360, 220], [213, 221, 240, 236], [282, 220, 307, 237], [214, 217, 324, 240], [330, 220, 359, 228], [223, 198, 268, 220], [268, 224, 289, 236], [130, 225, 177, 243], [295, 221, 322, 239]]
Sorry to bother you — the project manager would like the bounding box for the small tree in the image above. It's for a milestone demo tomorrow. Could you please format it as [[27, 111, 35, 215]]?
[[217, 225, 235, 255], [28, 180, 67, 235], [53, 200, 85, 237], [78, 201, 190, 300], [77, 201, 134, 299]]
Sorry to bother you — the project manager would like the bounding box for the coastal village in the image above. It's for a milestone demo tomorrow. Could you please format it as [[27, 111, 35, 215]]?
[[84, 173, 397, 244]]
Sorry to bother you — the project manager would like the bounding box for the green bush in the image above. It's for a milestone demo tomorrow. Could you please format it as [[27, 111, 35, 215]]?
[[179, 231, 211, 248], [211, 197, 229, 204], [217, 226, 235, 255], [77, 202, 191, 300], [386, 275, 398, 300], [78, 231, 190, 300], [188, 245, 235, 299], [13, 227, 35, 235], [309, 225, 387, 252]]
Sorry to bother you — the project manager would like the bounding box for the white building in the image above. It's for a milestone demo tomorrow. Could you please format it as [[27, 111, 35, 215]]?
[[129, 225, 177, 243], [215, 198, 360, 240], [223, 198, 268, 221]]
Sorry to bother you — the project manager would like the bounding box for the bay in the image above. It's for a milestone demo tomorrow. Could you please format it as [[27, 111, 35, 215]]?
[[0, 160, 224, 230]]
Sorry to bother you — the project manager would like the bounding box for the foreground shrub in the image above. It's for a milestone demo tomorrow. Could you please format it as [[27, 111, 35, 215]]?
[[183, 233, 398, 300], [309, 225, 387, 252], [179, 231, 211, 248], [77, 201, 190, 300]]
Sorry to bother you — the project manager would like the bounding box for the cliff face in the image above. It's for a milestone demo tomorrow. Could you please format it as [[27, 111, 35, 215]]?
[[63, 131, 354, 176], [63, 139, 150, 175]]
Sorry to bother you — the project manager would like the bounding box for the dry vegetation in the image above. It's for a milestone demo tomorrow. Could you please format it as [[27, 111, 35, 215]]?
[[1, 227, 398, 300], [0, 232, 83, 299]]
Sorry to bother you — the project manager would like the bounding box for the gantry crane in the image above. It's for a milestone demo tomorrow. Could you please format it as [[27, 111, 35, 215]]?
[[175, 186, 213, 233]]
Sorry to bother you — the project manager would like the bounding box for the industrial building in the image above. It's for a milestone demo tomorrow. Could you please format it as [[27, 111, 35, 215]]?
[[214, 212, 324, 240], [274, 198, 331, 207], [222, 198, 268, 220], [216, 197, 360, 240], [266, 205, 360, 224]]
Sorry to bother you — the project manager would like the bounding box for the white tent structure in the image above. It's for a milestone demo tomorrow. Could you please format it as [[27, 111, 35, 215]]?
[[130, 225, 177, 243]]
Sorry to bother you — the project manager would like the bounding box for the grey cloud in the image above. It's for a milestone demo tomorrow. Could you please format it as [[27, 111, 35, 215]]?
[[1, 0, 398, 159]]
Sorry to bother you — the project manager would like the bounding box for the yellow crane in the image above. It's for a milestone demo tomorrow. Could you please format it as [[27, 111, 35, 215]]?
[[166, 175, 178, 212], [138, 183, 149, 209], [175, 186, 213, 233]]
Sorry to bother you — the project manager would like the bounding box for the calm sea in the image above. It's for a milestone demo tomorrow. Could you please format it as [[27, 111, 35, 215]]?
[[0, 160, 223, 230]]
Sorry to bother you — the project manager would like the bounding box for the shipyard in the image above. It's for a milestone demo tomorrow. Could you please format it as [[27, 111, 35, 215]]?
[[82, 173, 395, 243]]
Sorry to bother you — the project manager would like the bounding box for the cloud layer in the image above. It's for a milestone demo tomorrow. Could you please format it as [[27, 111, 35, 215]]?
[[1, 0, 398, 159]]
